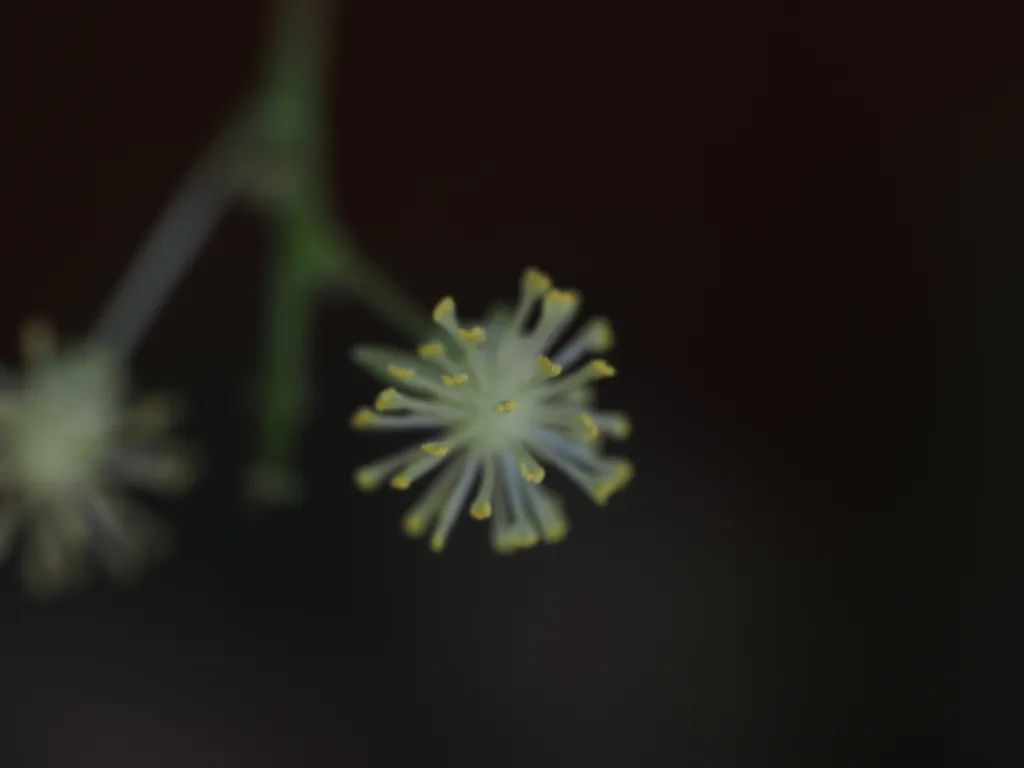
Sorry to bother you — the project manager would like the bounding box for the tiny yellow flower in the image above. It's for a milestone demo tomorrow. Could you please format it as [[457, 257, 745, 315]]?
[[349, 268, 633, 554], [0, 319, 196, 598]]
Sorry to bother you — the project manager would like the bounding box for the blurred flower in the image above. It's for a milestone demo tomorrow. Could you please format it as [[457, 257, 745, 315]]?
[[350, 267, 633, 554], [0, 319, 196, 598]]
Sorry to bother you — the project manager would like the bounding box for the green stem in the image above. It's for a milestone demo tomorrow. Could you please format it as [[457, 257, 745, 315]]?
[[322, 217, 436, 341], [248, 0, 431, 501]]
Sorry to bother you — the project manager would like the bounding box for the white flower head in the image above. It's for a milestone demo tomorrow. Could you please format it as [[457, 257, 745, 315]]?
[[0, 318, 196, 598], [350, 267, 633, 554]]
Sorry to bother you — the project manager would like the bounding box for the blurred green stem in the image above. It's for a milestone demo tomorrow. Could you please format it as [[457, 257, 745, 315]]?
[[250, 0, 432, 500]]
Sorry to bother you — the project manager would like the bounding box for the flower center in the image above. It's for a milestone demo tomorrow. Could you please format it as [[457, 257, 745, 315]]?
[[463, 371, 539, 454], [14, 354, 121, 498]]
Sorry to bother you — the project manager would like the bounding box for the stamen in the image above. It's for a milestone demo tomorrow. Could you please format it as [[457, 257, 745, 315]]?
[[520, 466, 545, 484], [390, 452, 447, 489], [350, 407, 375, 429], [353, 444, 426, 491], [594, 459, 635, 503], [458, 327, 486, 343], [374, 388, 398, 411], [351, 345, 449, 385], [432, 296, 461, 338], [509, 525, 539, 549], [399, 459, 465, 536], [498, 452, 537, 546], [526, 288, 582, 357], [348, 409, 446, 431], [525, 483, 569, 543], [432, 296, 456, 323], [401, 514, 426, 535], [592, 411, 632, 439], [417, 342, 445, 359], [551, 316, 615, 369], [386, 364, 415, 381], [508, 266, 553, 334], [372, 387, 463, 418], [392, 435, 467, 490], [469, 457, 496, 520], [537, 358, 617, 400], [428, 456, 481, 552], [523, 267, 552, 294], [546, 289, 578, 307], [536, 356, 562, 378], [525, 430, 630, 505], [518, 450, 546, 484], [591, 317, 615, 351], [354, 467, 381, 491]]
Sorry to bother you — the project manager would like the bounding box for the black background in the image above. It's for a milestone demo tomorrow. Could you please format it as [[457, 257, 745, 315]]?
[[0, 1, 1015, 766]]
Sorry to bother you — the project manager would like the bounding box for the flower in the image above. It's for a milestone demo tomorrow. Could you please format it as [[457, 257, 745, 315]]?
[[349, 267, 633, 554], [0, 318, 196, 598]]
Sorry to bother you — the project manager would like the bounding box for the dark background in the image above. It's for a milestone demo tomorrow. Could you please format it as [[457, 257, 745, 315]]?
[[0, 1, 1015, 765]]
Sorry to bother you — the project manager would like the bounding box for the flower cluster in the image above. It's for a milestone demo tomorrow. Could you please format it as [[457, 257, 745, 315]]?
[[0, 319, 195, 597], [350, 267, 633, 553]]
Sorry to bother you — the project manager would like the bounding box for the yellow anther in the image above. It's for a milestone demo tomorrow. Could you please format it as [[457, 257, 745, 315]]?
[[610, 414, 633, 439], [401, 514, 425, 536], [374, 388, 398, 411], [589, 359, 617, 378], [417, 342, 445, 358], [544, 522, 569, 543], [594, 479, 615, 504], [432, 296, 455, 322], [420, 442, 449, 457], [493, 399, 518, 413], [545, 288, 579, 306], [591, 317, 615, 351], [594, 460, 634, 504], [429, 533, 447, 553], [390, 473, 412, 490], [512, 530, 539, 548], [524, 266, 552, 293], [536, 356, 562, 377], [458, 326, 486, 343], [386, 364, 415, 381], [580, 412, 600, 438], [494, 539, 517, 555], [350, 407, 375, 430], [470, 501, 492, 520], [354, 468, 379, 491], [442, 373, 469, 386], [520, 463, 546, 484]]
